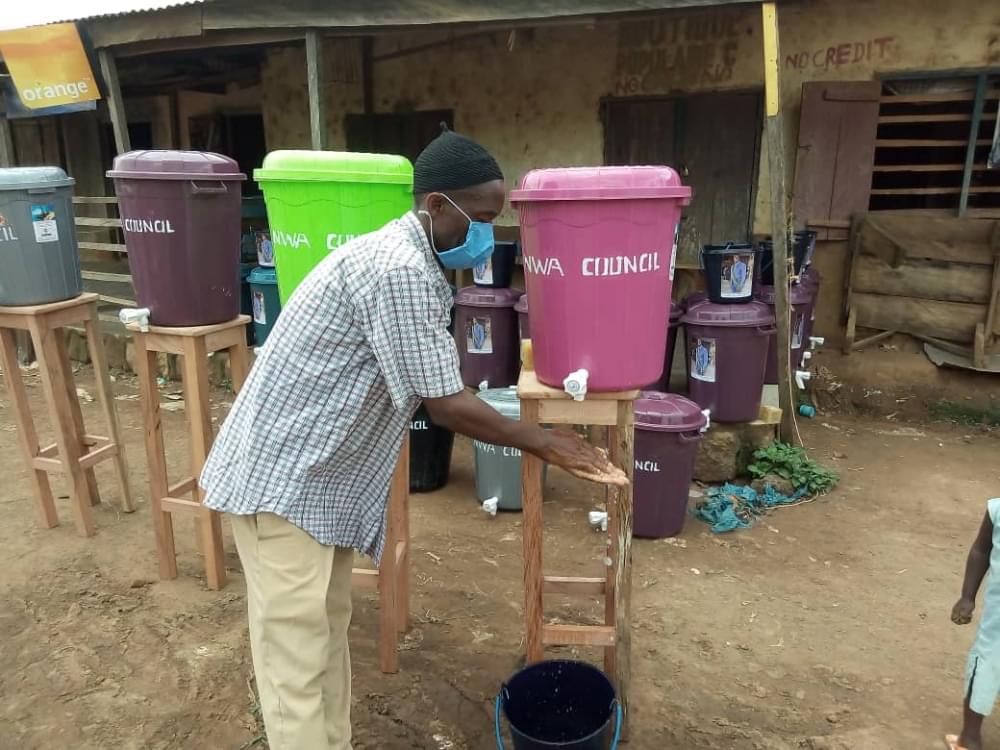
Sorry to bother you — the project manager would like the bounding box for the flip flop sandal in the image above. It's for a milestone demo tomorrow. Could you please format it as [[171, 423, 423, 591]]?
[[945, 734, 968, 750]]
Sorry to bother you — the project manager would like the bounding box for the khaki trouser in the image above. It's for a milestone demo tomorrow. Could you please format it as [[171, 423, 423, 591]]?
[[231, 512, 354, 750]]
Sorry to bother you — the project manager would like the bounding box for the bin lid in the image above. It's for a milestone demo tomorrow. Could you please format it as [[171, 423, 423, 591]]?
[[702, 242, 756, 255], [0, 166, 74, 190], [454, 286, 522, 308], [107, 150, 246, 181], [510, 166, 691, 203], [477, 386, 521, 420], [240, 263, 255, 281], [635, 391, 707, 433], [681, 300, 774, 327], [249, 267, 279, 284], [254, 150, 413, 184], [755, 284, 811, 306], [514, 294, 528, 314]]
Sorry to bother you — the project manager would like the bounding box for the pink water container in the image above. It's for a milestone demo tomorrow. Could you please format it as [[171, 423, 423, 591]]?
[[510, 166, 691, 391]]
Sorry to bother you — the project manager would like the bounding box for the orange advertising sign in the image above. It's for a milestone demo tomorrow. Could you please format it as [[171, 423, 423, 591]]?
[[0, 23, 100, 109]]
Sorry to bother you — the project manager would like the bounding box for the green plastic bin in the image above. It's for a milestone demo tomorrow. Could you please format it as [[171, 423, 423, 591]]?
[[254, 151, 414, 302], [248, 266, 281, 346]]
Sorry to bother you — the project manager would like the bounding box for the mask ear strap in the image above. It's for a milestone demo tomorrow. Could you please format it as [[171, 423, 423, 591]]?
[[416, 209, 438, 253]]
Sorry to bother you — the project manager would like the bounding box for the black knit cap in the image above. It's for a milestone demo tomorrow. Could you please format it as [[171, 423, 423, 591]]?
[[413, 124, 503, 194]]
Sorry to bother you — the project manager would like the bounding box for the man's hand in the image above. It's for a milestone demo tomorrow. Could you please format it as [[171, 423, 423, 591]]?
[[952, 597, 975, 625], [537, 428, 629, 487]]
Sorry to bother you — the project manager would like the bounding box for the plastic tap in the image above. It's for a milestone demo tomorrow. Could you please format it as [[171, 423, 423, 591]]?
[[809, 336, 825, 350], [795, 370, 813, 390], [563, 369, 589, 401], [700, 408, 711, 433], [482, 497, 499, 517], [588, 510, 608, 532], [119, 307, 152, 332]]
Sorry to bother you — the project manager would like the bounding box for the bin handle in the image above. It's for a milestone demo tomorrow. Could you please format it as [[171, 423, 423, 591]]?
[[189, 180, 229, 195], [755, 325, 777, 336], [494, 687, 508, 749], [678, 431, 702, 444]]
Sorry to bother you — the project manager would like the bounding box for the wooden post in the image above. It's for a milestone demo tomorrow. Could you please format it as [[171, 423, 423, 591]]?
[[306, 30, 327, 151], [520, 398, 545, 665], [98, 49, 131, 154], [607, 401, 634, 733], [0, 115, 14, 167], [762, 2, 796, 443]]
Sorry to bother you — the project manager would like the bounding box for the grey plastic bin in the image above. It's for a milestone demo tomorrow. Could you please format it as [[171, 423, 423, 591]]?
[[0, 167, 82, 306], [475, 387, 545, 512]]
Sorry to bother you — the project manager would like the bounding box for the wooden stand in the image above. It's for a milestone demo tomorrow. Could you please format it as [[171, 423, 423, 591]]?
[[517, 369, 637, 728], [129, 316, 252, 591], [352, 436, 411, 674], [0, 293, 133, 536]]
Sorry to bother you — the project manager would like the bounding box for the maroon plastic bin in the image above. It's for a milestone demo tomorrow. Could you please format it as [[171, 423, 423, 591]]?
[[757, 283, 811, 385], [634, 392, 708, 538], [800, 267, 822, 349], [453, 286, 522, 388], [682, 301, 775, 423], [515, 293, 530, 340], [108, 150, 246, 326]]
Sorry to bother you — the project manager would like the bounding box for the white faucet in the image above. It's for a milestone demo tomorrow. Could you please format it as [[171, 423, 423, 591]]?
[[119, 307, 152, 332], [563, 369, 589, 401]]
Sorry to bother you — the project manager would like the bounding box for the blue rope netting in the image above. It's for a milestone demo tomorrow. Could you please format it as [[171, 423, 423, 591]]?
[[694, 483, 809, 533]]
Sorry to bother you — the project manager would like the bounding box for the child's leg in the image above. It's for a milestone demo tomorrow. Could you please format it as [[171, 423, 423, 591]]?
[[958, 687, 985, 750]]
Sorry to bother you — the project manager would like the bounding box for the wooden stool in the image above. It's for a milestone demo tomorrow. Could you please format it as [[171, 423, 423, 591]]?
[[352, 436, 411, 673], [518, 369, 637, 727], [0, 293, 133, 536], [128, 316, 252, 591]]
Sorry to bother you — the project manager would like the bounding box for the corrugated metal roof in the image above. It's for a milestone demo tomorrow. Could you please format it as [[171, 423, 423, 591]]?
[[0, 1, 206, 33]]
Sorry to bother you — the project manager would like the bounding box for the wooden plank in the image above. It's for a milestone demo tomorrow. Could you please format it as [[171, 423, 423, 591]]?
[[880, 90, 1000, 104], [878, 113, 978, 124], [81, 270, 133, 283], [306, 30, 327, 151], [961, 74, 990, 217], [517, 369, 639, 401], [76, 217, 123, 228], [53, 328, 102, 507], [168, 477, 198, 497], [73, 197, 119, 205], [0, 294, 98, 319], [806, 219, 851, 230], [873, 164, 982, 173], [97, 294, 138, 308], [872, 187, 1000, 196], [0, 335, 62, 525], [989, 226, 1000, 336], [538, 398, 619, 426], [858, 216, 997, 266], [853, 292, 986, 342], [98, 50, 131, 154], [134, 336, 177, 580], [78, 442, 119, 471], [0, 117, 14, 168], [161, 496, 205, 514], [79, 242, 127, 254], [181, 336, 226, 590], [974, 322, 987, 369], [543, 576, 606, 596], [852, 255, 993, 305], [876, 138, 993, 147], [851, 328, 897, 352], [520, 397, 545, 665], [607, 400, 634, 726], [543, 624, 616, 648], [32, 456, 64, 473]]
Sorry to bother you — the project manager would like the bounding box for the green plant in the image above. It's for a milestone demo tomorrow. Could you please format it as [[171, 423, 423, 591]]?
[[747, 442, 839, 495]]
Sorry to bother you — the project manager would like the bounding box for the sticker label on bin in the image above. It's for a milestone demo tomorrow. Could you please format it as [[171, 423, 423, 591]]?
[[720, 254, 754, 299], [690, 337, 717, 383], [256, 232, 274, 265], [31, 204, 58, 243], [0, 215, 17, 243], [467, 317, 493, 354], [252, 291, 267, 325], [792, 313, 806, 349], [473, 258, 493, 285]]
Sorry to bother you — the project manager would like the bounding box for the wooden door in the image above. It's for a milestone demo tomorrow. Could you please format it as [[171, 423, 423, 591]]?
[[604, 92, 761, 268], [792, 81, 881, 238]]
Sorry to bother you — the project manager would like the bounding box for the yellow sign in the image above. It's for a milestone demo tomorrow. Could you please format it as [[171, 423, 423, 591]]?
[[0, 23, 100, 110]]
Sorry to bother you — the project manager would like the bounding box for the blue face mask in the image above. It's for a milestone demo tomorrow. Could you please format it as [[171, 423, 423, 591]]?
[[420, 193, 495, 270]]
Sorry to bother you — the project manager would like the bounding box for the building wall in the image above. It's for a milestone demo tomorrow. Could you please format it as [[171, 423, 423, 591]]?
[[260, 0, 999, 230]]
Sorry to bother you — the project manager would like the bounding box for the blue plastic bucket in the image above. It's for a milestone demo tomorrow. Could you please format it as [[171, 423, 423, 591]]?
[[495, 660, 621, 749]]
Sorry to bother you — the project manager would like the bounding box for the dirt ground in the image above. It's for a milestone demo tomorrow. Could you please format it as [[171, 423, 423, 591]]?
[[2, 365, 1000, 750]]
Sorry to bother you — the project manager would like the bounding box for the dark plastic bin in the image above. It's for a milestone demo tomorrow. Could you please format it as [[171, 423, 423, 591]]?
[[757, 283, 811, 385], [108, 150, 246, 326], [409, 404, 455, 492], [758, 230, 817, 286], [646, 303, 684, 392], [515, 294, 530, 340], [248, 266, 281, 346], [473, 240, 517, 288], [239, 263, 255, 346], [634, 392, 707, 538], [701, 243, 757, 304]]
